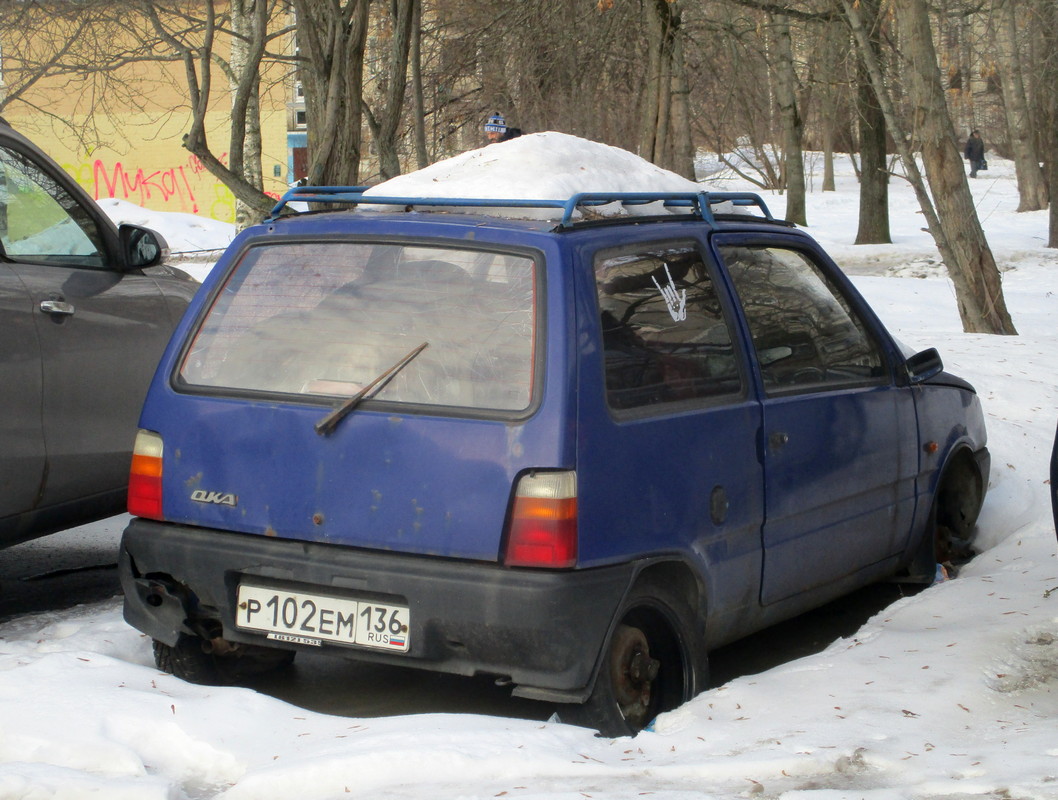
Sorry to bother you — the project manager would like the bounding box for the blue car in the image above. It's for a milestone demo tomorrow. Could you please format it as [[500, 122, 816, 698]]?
[[119, 188, 989, 736]]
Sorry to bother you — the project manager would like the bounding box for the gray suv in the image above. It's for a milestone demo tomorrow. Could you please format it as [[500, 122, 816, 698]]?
[[0, 117, 198, 547]]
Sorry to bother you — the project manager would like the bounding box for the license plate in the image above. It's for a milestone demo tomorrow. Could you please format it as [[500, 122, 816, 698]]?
[[235, 584, 410, 653]]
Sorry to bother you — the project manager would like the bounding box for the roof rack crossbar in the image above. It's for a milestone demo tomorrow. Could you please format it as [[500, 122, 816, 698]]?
[[267, 186, 775, 226]]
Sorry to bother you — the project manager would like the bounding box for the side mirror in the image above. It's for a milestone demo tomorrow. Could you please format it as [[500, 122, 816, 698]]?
[[906, 347, 944, 384], [119, 224, 169, 269]]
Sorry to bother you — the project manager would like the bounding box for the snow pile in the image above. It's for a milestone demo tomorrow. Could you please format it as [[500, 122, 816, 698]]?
[[365, 131, 705, 219], [97, 196, 235, 262], [0, 137, 1057, 800]]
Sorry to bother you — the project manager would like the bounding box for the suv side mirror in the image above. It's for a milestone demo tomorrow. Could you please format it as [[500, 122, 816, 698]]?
[[120, 224, 169, 269], [906, 347, 944, 384]]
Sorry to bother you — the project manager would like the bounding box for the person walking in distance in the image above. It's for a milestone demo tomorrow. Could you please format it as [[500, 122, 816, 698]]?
[[964, 129, 986, 178]]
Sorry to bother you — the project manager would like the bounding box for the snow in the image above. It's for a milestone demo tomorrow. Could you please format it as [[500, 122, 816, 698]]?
[[96, 196, 236, 269], [363, 131, 700, 218], [2, 134, 1057, 800]]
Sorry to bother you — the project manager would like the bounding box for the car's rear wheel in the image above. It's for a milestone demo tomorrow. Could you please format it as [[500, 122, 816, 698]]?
[[153, 635, 295, 684], [563, 582, 704, 737]]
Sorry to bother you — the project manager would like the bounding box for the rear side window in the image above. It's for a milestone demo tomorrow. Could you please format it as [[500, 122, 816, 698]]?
[[178, 242, 537, 412], [595, 244, 742, 411], [719, 245, 886, 395]]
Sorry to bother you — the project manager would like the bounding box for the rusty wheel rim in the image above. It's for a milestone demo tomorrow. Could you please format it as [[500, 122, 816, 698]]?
[[608, 624, 661, 729]]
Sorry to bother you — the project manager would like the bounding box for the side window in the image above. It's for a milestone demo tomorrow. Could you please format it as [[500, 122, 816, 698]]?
[[595, 244, 742, 411], [0, 144, 107, 267], [719, 245, 886, 395]]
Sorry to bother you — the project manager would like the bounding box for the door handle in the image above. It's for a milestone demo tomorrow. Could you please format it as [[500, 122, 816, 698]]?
[[40, 300, 75, 316], [768, 431, 789, 451], [710, 486, 729, 525]]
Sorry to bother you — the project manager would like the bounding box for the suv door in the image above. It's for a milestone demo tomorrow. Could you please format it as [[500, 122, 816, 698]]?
[[715, 238, 918, 605], [0, 140, 175, 512], [0, 261, 45, 518], [576, 240, 764, 610]]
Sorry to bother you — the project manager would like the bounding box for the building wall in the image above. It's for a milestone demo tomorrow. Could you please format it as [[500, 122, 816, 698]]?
[[3, 107, 290, 224], [1, 15, 294, 224]]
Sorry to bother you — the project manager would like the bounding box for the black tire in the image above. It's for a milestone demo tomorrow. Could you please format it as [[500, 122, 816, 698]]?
[[153, 635, 295, 685], [903, 456, 983, 582], [153, 636, 224, 685], [563, 581, 705, 737]]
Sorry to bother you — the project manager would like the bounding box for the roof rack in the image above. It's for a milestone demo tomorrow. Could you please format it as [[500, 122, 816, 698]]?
[[267, 186, 775, 228]]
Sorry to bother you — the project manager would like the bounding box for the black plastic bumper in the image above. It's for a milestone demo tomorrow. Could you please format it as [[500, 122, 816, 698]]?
[[120, 519, 635, 702]]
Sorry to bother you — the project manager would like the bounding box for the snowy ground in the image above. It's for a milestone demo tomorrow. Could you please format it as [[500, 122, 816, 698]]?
[[1, 134, 1056, 800]]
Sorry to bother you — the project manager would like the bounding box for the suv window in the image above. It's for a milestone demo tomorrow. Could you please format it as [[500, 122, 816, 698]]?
[[595, 243, 742, 411], [179, 241, 537, 412], [719, 244, 886, 394], [0, 144, 108, 266]]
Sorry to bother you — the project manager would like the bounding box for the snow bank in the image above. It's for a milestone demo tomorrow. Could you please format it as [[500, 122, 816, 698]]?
[[365, 131, 704, 219], [1, 138, 1055, 800]]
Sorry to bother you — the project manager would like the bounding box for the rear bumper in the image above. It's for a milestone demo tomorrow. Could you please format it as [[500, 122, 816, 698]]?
[[120, 518, 634, 701]]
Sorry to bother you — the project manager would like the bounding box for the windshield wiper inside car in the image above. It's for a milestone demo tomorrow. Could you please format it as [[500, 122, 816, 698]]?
[[315, 341, 429, 436]]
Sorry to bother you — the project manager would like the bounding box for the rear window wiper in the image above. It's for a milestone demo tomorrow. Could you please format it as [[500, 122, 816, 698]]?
[[315, 341, 429, 436]]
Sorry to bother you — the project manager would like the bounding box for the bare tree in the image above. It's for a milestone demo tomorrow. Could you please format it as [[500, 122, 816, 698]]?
[[228, 0, 267, 225], [807, 15, 853, 192], [292, 0, 370, 186], [842, 0, 1015, 334], [991, 0, 1048, 211], [144, 0, 280, 220], [0, 0, 188, 150], [771, 10, 806, 224], [362, 0, 418, 181], [408, 0, 429, 170], [1040, 0, 1058, 247], [688, 5, 783, 187], [636, 0, 694, 178], [852, 0, 890, 244]]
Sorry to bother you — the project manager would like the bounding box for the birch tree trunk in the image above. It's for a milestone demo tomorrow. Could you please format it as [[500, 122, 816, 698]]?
[[229, 0, 266, 227]]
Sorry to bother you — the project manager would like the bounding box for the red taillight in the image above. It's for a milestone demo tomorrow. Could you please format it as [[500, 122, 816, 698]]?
[[504, 471, 577, 568], [128, 430, 164, 520]]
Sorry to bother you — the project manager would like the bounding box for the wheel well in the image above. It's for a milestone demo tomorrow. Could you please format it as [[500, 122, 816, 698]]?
[[624, 560, 707, 693], [633, 560, 702, 617], [936, 447, 984, 540]]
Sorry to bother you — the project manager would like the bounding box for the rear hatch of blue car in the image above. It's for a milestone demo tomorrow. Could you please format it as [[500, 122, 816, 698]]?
[[132, 219, 576, 564]]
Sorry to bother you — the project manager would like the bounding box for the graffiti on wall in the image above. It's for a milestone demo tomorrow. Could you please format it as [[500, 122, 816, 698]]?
[[63, 152, 239, 222], [95, 159, 201, 212]]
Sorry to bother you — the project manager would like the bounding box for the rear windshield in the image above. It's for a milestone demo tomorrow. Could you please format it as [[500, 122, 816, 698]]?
[[178, 241, 538, 412]]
